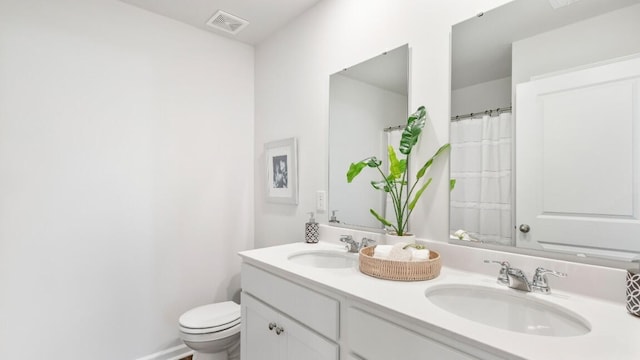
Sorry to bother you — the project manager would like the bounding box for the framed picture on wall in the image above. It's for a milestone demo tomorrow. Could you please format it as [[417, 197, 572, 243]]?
[[265, 137, 298, 205]]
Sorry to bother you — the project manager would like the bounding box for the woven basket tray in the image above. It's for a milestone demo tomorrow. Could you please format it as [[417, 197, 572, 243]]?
[[359, 246, 441, 281]]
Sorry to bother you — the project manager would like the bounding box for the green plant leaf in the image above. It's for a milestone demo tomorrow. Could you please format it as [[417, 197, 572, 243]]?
[[388, 146, 403, 179], [403, 243, 426, 250], [399, 159, 406, 176], [399, 106, 427, 155], [367, 157, 382, 167], [346, 162, 367, 183], [347, 157, 382, 182], [416, 143, 451, 180], [450, 179, 457, 191], [408, 178, 433, 210], [370, 208, 393, 227], [371, 180, 390, 192]]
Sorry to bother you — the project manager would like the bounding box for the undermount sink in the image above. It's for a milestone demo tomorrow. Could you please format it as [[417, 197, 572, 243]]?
[[288, 250, 358, 269], [425, 284, 591, 337]]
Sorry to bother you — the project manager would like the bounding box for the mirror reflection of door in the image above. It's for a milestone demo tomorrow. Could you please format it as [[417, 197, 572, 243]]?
[[450, 0, 640, 261], [516, 55, 640, 258]]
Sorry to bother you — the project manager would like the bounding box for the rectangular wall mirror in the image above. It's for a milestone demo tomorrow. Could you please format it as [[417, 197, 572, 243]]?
[[449, 0, 640, 263], [328, 44, 409, 231]]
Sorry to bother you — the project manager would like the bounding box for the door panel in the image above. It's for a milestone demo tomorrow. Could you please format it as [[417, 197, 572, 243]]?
[[516, 56, 640, 255]]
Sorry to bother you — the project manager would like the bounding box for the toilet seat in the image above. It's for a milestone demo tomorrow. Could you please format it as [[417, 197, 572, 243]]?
[[179, 301, 241, 335], [180, 321, 241, 343]]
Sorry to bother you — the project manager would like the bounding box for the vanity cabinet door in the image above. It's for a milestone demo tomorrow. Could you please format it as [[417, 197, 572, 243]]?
[[242, 292, 338, 360], [279, 312, 338, 360], [347, 307, 478, 360], [242, 292, 281, 360]]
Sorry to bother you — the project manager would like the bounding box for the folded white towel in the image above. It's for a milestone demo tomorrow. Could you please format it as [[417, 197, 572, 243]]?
[[388, 243, 412, 261], [411, 249, 430, 261], [454, 229, 475, 241], [373, 245, 393, 259]]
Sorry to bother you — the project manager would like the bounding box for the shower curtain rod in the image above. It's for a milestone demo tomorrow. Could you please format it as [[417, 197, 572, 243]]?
[[383, 124, 406, 132], [450, 106, 512, 121]]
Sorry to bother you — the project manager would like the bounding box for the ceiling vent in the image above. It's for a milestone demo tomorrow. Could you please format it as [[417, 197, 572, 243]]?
[[206, 10, 249, 35], [548, 0, 581, 9]]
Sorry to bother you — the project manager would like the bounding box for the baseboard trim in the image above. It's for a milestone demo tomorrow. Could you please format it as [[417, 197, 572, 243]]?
[[135, 344, 193, 360]]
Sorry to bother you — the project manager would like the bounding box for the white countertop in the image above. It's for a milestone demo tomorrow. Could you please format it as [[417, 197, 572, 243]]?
[[239, 240, 640, 360]]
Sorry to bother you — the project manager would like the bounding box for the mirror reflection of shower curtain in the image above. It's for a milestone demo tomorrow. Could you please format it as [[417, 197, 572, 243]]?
[[384, 129, 403, 221], [450, 113, 513, 245]]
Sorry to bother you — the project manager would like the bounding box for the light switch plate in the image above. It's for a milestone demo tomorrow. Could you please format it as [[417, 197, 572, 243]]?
[[316, 190, 327, 212]]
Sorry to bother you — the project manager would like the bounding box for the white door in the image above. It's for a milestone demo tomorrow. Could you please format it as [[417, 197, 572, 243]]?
[[516, 56, 640, 257]]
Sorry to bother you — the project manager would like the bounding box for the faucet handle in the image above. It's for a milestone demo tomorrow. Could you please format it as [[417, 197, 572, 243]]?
[[484, 260, 510, 285], [360, 237, 376, 249], [340, 235, 357, 252], [532, 267, 567, 294]]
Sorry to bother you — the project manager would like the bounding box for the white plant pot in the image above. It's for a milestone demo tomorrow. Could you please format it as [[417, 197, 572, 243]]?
[[385, 233, 416, 245]]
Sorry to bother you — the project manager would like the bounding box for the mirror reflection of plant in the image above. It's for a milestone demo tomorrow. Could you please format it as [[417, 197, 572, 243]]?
[[347, 106, 455, 236]]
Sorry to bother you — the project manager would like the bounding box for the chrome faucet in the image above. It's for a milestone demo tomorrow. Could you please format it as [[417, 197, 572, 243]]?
[[485, 260, 567, 294], [506, 267, 532, 292], [340, 235, 376, 253], [532, 267, 567, 294]]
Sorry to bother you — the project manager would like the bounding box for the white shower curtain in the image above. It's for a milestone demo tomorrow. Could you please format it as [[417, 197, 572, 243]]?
[[450, 112, 513, 245]]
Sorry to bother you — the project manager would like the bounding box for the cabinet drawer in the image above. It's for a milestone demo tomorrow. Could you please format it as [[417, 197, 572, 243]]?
[[242, 263, 339, 341], [347, 307, 477, 360]]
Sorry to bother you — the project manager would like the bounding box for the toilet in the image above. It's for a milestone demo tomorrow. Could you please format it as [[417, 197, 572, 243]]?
[[178, 301, 241, 360]]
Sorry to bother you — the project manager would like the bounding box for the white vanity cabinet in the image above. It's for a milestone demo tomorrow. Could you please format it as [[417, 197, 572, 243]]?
[[347, 307, 479, 360], [240, 241, 640, 360], [240, 261, 506, 360], [241, 264, 339, 360]]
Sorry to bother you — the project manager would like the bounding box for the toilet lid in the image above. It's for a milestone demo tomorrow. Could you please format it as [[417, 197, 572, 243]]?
[[179, 301, 241, 330]]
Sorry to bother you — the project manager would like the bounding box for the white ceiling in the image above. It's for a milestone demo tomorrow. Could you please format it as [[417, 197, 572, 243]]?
[[119, 0, 323, 45]]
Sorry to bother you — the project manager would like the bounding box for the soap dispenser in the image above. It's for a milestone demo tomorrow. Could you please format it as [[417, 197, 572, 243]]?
[[627, 258, 640, 317], [305, 212, 319, 244], [329, 210, 340, 223]]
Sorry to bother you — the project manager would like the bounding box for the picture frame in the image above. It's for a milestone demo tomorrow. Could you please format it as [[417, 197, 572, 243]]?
[[265, 137, 298, 205]]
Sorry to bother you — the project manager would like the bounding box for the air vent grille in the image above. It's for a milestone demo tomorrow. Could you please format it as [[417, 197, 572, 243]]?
[[206, 10, 249, 35], [548, 0, 581, 9]]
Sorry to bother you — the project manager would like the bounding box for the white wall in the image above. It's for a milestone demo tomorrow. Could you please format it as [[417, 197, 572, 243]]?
[[451, 76, 511, 117], [254, 0, 512, 248], [0, 1, 254, 359], [329, 74, 407, 229], [513, 4, 640, 91]]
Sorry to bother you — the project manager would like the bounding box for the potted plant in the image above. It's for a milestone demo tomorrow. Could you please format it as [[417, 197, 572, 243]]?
[[346, 105, 454, 241]]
